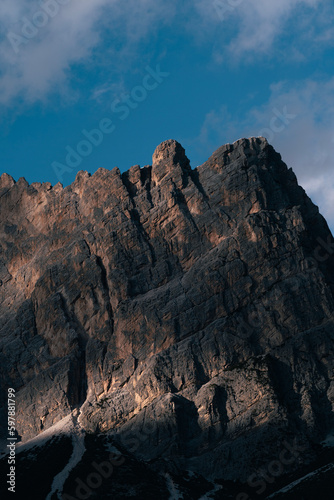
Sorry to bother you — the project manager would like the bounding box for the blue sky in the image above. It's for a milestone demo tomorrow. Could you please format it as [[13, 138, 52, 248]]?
[[1, 0, 334, 228]]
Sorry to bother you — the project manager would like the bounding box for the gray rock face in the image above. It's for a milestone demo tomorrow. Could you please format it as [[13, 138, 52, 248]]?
[[0, 137, 334, 483]]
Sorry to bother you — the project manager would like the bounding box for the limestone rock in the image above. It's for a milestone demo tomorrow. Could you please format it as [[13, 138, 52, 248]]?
[[0, 137, 334, 486]]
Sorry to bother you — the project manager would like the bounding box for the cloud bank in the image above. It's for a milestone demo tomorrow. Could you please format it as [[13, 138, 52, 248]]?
[[0, 0, 332, 106], [0, 0, 175, 105], [195, 0, 333, 59], [197, 77, 334, 228]]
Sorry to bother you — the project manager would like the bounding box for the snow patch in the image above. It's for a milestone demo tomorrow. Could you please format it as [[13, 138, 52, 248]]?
[[16, 413, 74, 454], [46, 429, 85, 500], [2, 407, 87, 500], [46, 408, 86, 500], [199, 483, 223, 499], [164, 473, 183, 500], [321, 432, 334, 448], [103, 439, 122, 456], [0, 413, 74, 459]]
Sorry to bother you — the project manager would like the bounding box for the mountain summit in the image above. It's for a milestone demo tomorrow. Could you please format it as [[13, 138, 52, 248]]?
[[0, 138, 333, 498]]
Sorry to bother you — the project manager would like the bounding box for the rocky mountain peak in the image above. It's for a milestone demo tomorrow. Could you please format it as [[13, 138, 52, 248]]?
[[0, 138, 334, 498], [0, 172, 15, 190], [152, 139, 191, 187]]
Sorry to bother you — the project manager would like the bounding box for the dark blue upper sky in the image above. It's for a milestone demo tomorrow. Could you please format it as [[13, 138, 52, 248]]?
[[1, 0, 333, 227]]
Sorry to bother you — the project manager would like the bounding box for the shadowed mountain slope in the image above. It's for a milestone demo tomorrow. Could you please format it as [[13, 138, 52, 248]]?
[[0, 137, 333, 497]]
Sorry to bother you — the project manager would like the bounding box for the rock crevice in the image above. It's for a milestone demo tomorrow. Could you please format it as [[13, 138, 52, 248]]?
[[0, 137, 334, 482]]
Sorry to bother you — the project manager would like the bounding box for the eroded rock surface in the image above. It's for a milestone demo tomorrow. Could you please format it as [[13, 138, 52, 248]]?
[[0, 137, 333, 483]]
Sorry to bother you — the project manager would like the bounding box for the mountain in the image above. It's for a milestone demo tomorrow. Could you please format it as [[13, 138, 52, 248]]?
[[0, 137, 333, 499]]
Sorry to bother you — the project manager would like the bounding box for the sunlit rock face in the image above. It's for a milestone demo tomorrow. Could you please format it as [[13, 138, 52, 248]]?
[[0, 137, 334, 482]]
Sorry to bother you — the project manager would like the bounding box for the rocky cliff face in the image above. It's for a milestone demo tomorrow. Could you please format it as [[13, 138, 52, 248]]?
[[0, 137, 334, 491]]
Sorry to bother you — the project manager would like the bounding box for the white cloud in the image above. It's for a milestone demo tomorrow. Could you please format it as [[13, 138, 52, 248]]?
[[0, 0, 332, 106], [0, 0, 175, 106], [259, 79, 334, 231], [196, 78, 334, 229], [194, 0, 333, 60], [90, 81, 125, 103], [226, 0, 320, 56], [0, 0, 109, 104]]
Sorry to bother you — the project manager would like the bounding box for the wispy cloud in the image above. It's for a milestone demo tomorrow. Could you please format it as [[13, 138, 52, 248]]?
[[0, 0, 176, 106], [196, 77, 334, 229], [0, 0, 109, 104], [0, 0, 333, 107], [194, 0, 333, 60], [260, 79, 334, 230], [90, 81, 126, 103]]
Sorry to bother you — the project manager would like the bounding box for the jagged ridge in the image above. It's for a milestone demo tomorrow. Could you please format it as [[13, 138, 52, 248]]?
[[0, 137, 334, 486]]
